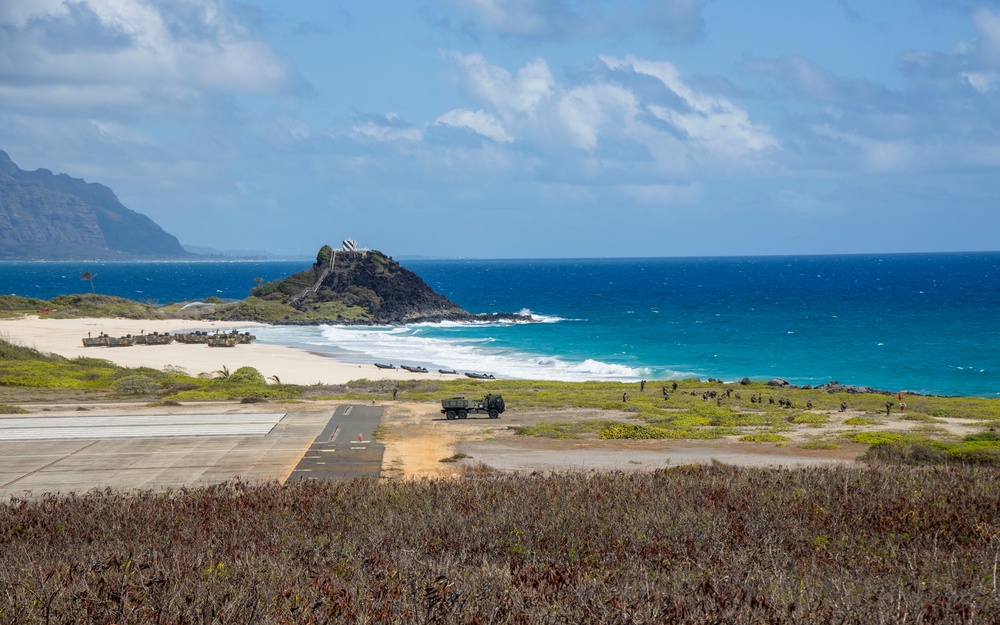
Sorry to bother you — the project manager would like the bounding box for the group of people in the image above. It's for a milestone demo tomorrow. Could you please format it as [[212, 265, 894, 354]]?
[[621, 380, 855, 414]]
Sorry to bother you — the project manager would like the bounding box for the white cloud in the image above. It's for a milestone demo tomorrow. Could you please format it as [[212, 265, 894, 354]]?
[[449, 0, 552, 37], [555, 82, 639, 151], [352, 114, 423, 142], [449, 52, 554, 119], [814, 124, 915, 173], [445, 51, 777, 175], [602, 55, 779, 159], [973, 8, 1000, 67], [960, 71, 998, 92], [0, 0, 299, 114], [435, 109, 512, 142]]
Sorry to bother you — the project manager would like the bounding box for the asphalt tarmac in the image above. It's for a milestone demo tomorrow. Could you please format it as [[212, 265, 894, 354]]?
[[287, 404, 385, 482]]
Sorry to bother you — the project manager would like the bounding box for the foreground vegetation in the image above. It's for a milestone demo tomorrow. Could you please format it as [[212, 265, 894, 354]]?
[[2, 465, 999, 623]]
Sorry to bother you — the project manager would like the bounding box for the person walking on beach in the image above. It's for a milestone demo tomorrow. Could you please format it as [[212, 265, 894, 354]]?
[[900, 402, 906, 413], [640, 380, 646, 392], [886, 401, 893, 416]]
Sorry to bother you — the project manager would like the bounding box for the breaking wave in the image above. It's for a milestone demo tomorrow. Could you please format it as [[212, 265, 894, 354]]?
[[251, 324, 650, 382]]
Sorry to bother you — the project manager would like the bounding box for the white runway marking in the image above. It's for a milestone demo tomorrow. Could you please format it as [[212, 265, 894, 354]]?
[[0, 413, 285, 441]]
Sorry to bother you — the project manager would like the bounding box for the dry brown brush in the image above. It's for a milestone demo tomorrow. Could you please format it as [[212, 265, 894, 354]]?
[[2, 465, 1000, 623]]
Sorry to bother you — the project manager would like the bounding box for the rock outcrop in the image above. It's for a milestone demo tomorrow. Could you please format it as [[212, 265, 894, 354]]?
[[235, 247, 530, 325]]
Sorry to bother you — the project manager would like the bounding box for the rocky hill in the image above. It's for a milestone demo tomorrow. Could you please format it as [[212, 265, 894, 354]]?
[[0, 150, 190, 260], [209, 245, 529, 325]]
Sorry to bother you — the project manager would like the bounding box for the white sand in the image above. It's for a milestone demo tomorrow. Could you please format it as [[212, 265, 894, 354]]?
[[0, 316, 459, 385]]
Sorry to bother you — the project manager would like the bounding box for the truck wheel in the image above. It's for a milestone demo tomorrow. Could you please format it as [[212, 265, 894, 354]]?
[[446, 410, 457, 420], [458, 410, 468, 419], [489, 409, 499, 419]]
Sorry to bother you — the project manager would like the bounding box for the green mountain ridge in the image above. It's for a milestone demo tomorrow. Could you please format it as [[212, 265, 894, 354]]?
[[0, 150, 190, 260]]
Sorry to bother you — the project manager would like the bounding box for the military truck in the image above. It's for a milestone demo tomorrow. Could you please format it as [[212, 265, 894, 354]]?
[[441, 394, 505, 420]]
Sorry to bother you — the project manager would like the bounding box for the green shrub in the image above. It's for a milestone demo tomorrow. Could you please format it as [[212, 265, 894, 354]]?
[[792, 413, 828, 426], [230, 366, 266, 385], [516, 420, 620, 439], [113, 375, 159, 396], [598, 424, 730, 440], [712, 413, 768, 427], [599, 424, 676, 440], [852, 432, 911, 445], [963, 431, 1000, 443], [800, 440, 842, 450], [739, 433, 791, 443], [0, 404, 28, 414], [862, 441, 947, 465], [844, 416, 878, 426], [0, 295, 49, 311], [0, 338, 55, 361]]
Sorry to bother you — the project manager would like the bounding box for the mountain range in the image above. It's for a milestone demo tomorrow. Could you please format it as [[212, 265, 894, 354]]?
[[0, 150, 189, 260]]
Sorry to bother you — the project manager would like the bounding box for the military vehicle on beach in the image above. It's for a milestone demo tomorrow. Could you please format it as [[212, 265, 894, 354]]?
[[82, 333, 135, 347], [173, 331, 211, 344], [84, 329, 254, 347], [134, 332, 173, 345], [174, 330, 255, 345], [208, 335, 238, 347], [441, 394, 505, 420]]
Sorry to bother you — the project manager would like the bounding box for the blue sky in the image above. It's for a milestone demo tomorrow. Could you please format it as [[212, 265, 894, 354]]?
[[1, 0, 998, 258]]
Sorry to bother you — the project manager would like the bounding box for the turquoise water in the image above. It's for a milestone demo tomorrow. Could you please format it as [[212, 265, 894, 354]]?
[[2, 253, 998, 396]]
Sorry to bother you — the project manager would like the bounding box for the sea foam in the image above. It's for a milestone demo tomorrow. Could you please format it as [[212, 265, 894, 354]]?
[[255, 323, 648, 382]]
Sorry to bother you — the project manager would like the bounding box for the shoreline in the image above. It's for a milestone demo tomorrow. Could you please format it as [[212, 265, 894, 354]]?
[[0, 316, 465, 386]]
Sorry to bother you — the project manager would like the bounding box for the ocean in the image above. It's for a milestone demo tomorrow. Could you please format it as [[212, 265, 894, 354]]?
[[2, 253, 998, 397]]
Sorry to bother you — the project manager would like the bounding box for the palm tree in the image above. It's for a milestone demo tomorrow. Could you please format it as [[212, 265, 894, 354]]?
[[215, 365, 230, 380], [81, 271, 96, 293]]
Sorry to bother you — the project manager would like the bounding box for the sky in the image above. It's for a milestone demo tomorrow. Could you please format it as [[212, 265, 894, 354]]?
[[1, 0, 999, 259]]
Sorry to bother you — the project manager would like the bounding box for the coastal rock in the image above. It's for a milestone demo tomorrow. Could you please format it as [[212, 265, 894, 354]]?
[[739, 377, 752, 385], [767, 378, 789, 387], [219, 246, 533, 326]]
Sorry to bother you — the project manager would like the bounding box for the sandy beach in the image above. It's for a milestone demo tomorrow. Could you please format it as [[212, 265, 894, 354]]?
[[0, 316, 458, 385]]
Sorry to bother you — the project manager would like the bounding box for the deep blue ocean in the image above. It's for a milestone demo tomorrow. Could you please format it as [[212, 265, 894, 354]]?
[[2, 253, 998, 397]]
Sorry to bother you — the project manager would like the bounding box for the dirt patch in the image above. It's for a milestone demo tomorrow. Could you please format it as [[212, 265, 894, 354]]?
[[378, 404, 986, 478]]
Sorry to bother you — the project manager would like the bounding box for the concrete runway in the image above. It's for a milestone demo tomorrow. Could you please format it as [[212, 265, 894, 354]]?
[[0, 404, 384, 499]]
